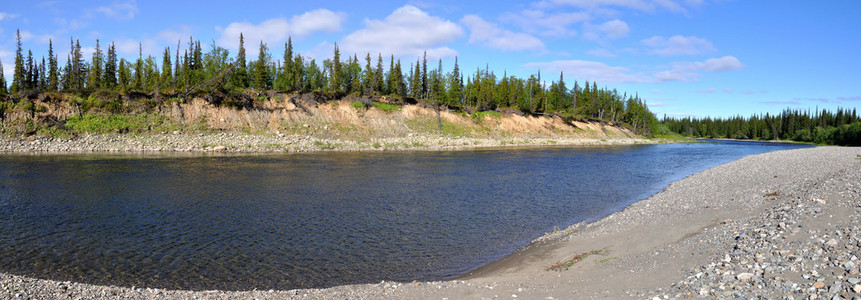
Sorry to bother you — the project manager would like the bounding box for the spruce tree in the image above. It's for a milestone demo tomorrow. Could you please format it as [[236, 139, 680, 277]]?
[[102, 43, 117, 89], [331, 43, 341, 94], [363, 53, 373, 95], [26, 50, 34, 90], [87, 39, 102, 91], [47, 40, 59, 92], [160, 47, 172, 90], [421, 51, 427, 98], [410, 59, 421, 98], [281, 37, 293, 92], [253, 41, 271, 90], [38, 57, 46, 91], [0, 59, 6, 96], [118, 59, 129, 91], [12, 29, 25, 93], [374, 53, 384, 94], [134, 43, 143, 90], [234, 33, 247, 88]]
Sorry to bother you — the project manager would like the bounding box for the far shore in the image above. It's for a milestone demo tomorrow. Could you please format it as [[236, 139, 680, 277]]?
[[2, 146, 858, 299], [0, 132, 670, 154]]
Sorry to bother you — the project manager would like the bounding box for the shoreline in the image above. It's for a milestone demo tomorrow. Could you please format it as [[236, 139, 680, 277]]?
[[2, 146, 859, 299], [0, 132, 666, 154]]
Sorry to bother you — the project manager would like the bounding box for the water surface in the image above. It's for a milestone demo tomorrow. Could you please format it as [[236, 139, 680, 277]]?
[[0, 140, 812, 290]]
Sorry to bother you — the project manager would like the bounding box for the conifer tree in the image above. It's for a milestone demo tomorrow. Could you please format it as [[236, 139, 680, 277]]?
[[102, 43, 117, 89], [363, 53, 373, 95], [374, 54, 384, 94], [70, 39, 85, 93], [0, 59, 6, 96], [25, 51, 34, 90], [446, 57, 462, 106], [47, 40, 59, 92], [253, 41, 271, 90], [134, 43, 143, 90], [160, 47, 172, 89], [38, 57, 46, 91], [421, 51, 428, 98], [87, 39, 102, 91], [280, 37, 293, 92], [12, 29, 25, 93], [410, 59, 421, 98], [118, 59, 129, 91], [234, 33, 247, 88], [330, 43, 341, 94]]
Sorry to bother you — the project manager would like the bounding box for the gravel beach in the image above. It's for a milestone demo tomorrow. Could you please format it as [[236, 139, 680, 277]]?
[[1, 146, 859, 299]]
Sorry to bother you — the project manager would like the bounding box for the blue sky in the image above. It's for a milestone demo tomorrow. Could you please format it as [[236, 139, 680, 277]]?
[[0, 0, 859, 118]]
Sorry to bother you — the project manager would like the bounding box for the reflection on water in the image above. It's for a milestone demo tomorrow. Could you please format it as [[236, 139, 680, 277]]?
[[0, 141, 812, 290]]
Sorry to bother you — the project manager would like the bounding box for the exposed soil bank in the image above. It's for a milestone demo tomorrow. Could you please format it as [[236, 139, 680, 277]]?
[[2, 147, 858, 299]]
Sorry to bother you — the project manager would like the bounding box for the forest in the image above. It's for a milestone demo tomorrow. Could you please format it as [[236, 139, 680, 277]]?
[[0, 29, 660, 136], [661, 108, 861, 146]]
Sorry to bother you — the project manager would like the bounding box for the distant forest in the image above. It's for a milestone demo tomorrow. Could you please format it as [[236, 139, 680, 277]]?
[[0, 29, 659, 135], [661, 108, 861, 146]]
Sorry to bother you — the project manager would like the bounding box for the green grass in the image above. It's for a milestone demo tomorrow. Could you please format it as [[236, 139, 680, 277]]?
[[64, 113, 172, 134], [350, 101, 365, 109], [470, 111, 501, 120], [372, 101, 401, 113], [546, 249, 609, 271], [314, 140, 337, 150], [372, 142, 381, 148]]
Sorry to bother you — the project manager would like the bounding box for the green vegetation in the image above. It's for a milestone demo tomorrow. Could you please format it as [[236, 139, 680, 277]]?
[[350, 101, 365, 109], [546, 249, 609, 271], [65, 113, 171, 134], [662, 108, 860, 146], [0, 27, 659, 137], [371, 101, 401, 113]]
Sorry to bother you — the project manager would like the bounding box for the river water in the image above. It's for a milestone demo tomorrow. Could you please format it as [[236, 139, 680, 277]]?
[[0, 140, 812, 290]]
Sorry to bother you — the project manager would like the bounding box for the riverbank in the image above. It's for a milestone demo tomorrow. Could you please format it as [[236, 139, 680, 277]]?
[[2, 146, 859, 299], [0, 132, 660, 153]]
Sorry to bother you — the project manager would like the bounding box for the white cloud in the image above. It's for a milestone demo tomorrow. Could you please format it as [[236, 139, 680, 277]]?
[[641, 35, 715, 56], [697, 55, 744, 72], [722, 88, 732, 93], [500, 9, 590, 37], [461, 15, 544, 51], [696, 88, 715, 93], [524, 60, 648, 84], [341, 5, 462, 58], [95, 0, 138, 20], [217, 9, 346, 54], [583, 19, 629, 40], [0, 12, 18, 21]]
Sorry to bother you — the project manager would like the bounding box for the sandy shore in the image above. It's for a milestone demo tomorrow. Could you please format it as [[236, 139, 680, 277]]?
[[0, 132, 659, 154], [2, 146, 859, 299]]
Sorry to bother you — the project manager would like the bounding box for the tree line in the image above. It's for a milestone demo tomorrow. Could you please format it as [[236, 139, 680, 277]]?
[[661, 108, 861, 146], [0, 29, 659, 135]]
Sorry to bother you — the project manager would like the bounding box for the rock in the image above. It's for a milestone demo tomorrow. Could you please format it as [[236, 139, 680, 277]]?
[[825, 239, 838, 247], [845, 261, 856, 271], [212, 146, 227, 152], [737, 273, 754, 282], [813, 281, 825, 289], [854, 284, 861, 293]]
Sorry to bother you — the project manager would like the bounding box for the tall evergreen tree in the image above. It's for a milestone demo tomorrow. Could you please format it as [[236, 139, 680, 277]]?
[[233, 33, 248, 88], [47, 40, 59, 92], [0, 59, 6, 96], [118, 59, 129, 91], [374, 53, 384, 94], [280, 37, 294, 92], [12, 29, 25, 93], [70, 39, 85, 93], [87, 39, 103, 91], [363, 53, 373, 95], [133, 43, 143, 90], [253, 41, 271, 90], [421, 51, 428, 98], [102, 42, 117, 89], [330, 43, 341, 94], [25, 50, 34, 90], [446, 57, 462, 106], [160, 47, 172, 89]]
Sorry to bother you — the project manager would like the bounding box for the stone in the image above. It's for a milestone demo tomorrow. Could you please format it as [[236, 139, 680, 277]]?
[[845, 261, 856, 270], [737, 273, 755, 282], [813, 281, 825, 289], [848, 277, 860, 284], [854, 284, 861, 293], [212, 146, 227, 152], [825, 239, 839, 247]]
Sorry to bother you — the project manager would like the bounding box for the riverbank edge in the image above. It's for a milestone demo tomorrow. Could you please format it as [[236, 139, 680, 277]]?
[[0, 132, 674, 154], [4, 146, 857, 299]]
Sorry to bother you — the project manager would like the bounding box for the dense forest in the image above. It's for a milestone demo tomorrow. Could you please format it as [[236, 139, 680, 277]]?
[[0, 29, 659, 136], [661, 108, 861, 146]]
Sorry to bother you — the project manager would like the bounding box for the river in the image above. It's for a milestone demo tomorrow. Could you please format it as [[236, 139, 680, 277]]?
[[0, 140, 813, 290]]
